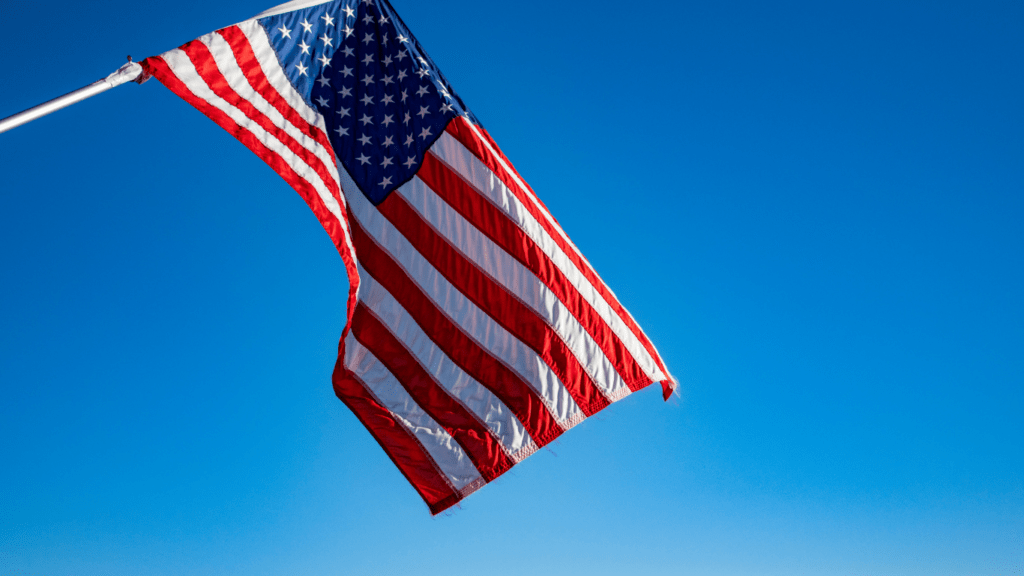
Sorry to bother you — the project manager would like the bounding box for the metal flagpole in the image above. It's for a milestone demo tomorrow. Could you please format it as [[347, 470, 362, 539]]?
[[0, 60, 147, 135]]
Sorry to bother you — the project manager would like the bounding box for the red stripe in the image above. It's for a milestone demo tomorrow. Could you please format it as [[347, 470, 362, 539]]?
[[445, 117, 672, 385], [332, 358, 460, 515], [376, 191, 612, 415], [351, 304, 514, 481], [348, 215, 566, 447], [418, 152, 651, 392], [177, 40, 343, 228]]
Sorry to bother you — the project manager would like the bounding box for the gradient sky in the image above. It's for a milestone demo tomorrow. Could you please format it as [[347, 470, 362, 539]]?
[[1, 0, 1021, 574]]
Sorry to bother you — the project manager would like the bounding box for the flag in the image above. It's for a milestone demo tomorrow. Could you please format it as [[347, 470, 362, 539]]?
[[140, 0, 676, 514]]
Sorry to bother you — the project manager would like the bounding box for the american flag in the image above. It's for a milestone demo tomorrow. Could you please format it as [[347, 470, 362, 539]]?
[[141, 0, 676, 514]]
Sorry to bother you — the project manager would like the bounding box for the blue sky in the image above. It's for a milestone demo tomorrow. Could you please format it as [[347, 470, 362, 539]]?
[[1, 0, 1021, 574]]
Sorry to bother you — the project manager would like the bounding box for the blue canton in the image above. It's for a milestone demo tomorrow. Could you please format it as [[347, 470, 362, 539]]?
[[258, 0, 476, 205]]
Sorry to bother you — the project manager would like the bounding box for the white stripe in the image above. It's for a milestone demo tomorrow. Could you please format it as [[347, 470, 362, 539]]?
[[344, 333, 483, 492], [357, 268, 538, 462], [160, 49, 346, 230], [397, 176, 632, 403], [340, 169, 583, 428], [254, 0, 332, 18], [430, 133, 667, 382]]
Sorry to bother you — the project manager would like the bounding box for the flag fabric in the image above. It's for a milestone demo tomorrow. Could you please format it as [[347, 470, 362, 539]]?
[[140, 0, 676, 514]]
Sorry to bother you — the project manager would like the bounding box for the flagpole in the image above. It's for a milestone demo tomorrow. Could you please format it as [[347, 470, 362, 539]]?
[[0, 61, 146, 135]]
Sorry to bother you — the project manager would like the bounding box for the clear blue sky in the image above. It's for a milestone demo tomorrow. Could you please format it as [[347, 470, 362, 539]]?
[[1, 0, 1021, 574]]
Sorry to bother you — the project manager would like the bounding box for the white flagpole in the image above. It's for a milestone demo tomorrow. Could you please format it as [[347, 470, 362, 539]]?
[[0, 61, 146, 135]]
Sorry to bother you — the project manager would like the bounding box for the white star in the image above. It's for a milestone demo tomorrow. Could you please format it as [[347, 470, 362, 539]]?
[[361, 0, 372, 5], [298, 40, 311, 54], [335, 125, 349, 137], [319, 33, 333, 47], [363, 32, 375, 45], [337, 106, 351, 117], [295, 62, 309, 76], [419, 127, 432, 139], [404, 135, 414, 147], [338, 86, 353, 98], [362, 53, 374, 65], [316, 95, 330, 107], [343, 6, 355, 18], [321, 13, 335, 26], [416, 68, 431, 78], [382, 75, 394, 85], [397, 34, 409, 43], [403, 111, 411, 124], [404, 156, 416, 168], [383, 55, 393, 66], [317, 75, 330, 87], [381, 156, 393, 167], [319, 54, 331, 67], [396, 50, 408, 61], [379, 176, 393, 188], [397, 69, 408, 81], [357, 153, 371, 165], [382, 35, 389, 46], [342, 25, 354, 37], [362, 74, 375, 86], [278, 25, 292, 38], [358, 134, 372, 146], [361, 94, 375, 106], [342, 46, 355, 58], [417, 106, 430, 119], [382, 94, 395, 105], [418, 57, 428, 65], [340, 65, 354, 77], [363, 13, 375, 25], [382, 135, 395, 146], [401, 90, 408, 103], [416, 85, 429, 97], [380, 15, 390, 24], [359, 113, 373, 126], [441, 102, 454, 113], [381, 114, 394, 127], [301, 19, 313, 33]]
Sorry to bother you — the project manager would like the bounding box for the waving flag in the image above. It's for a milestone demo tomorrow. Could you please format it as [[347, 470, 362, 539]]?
[[140, 0, 676, 514]]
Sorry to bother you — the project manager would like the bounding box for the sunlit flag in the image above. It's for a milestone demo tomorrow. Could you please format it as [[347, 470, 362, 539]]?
[[136, 0, 676, 514]]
